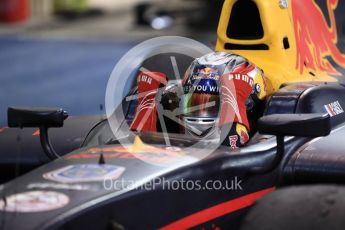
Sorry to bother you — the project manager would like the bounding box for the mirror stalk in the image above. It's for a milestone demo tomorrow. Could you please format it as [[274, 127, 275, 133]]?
[[39, 126, 60, 160], [7, 107, 68, 160], [253, 113, 331, 174], [250, 135, 284, 174]]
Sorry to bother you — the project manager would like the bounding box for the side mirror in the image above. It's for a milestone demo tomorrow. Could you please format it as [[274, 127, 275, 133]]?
[[258, 113, 331, 137], [251, 113, 331, 174], [8, 107, 68, 128], [7, 107, 68, 160]]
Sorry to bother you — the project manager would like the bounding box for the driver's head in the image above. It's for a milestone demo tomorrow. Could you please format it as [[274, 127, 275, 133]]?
[[181, 53, 224, 138], [181, 51, 265, 141]]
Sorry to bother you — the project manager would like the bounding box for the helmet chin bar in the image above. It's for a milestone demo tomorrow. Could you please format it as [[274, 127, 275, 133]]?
[[183, 117, 219, 138]]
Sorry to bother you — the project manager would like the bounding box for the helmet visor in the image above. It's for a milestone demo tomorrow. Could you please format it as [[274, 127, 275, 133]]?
[[182, 64, 224, 118], [182, 93, 220, 118]]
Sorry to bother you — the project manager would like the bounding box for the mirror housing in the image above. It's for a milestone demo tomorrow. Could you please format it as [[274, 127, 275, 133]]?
[[8, 107, 68, 128], [7, 107, 68, 160], [258, 113, 331, 137], [251, 113, 331, 174]]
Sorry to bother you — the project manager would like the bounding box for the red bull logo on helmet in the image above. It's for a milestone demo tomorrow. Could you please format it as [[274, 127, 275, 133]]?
[[192, 67, 220, 80]]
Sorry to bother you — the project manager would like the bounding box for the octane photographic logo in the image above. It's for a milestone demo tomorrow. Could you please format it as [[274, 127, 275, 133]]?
[[105, 36, 236, 167]]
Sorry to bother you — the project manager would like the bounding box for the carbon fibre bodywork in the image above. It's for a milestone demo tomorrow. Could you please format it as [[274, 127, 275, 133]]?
[[0, 116, 103, 182], [0, 82, 345, 229], [1, 0, 345, 228]]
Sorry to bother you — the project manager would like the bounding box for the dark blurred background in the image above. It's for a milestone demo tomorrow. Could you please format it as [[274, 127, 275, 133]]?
[[0, 0, 224, 126]]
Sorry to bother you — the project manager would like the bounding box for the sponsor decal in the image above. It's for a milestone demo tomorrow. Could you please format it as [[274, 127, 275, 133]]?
[[27, 183, 99, 191], [324, 100, 344, 117], [192, 67, 220, 80], [184, 84, 220, 94], [236, 123, 249, 145], [229, 135, 238, 150], [43, 164, 125, 183], [138, 74, 153, 85], [0, 191, 69, 212], [226, 74, 254, 87], [239, 130, 249, 145], [292, 0, 345, 75]]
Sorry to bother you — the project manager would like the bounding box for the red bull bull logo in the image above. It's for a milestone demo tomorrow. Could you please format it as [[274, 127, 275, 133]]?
[[292, 0, 345, 76], [193, 67, 220, 80]]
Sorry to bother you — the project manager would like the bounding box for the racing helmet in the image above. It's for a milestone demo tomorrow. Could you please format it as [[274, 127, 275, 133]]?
[[181, 53, 228, 138], [181, 51, 260, 138]]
